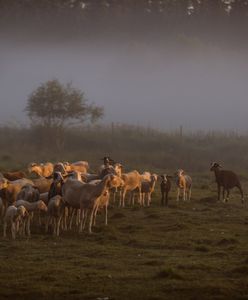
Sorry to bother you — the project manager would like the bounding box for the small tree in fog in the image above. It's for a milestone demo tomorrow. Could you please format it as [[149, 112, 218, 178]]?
[[25, 79, 103, 150]]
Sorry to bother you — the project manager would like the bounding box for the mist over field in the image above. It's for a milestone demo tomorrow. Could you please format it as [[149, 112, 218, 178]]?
[[1, 4, 248, 131]]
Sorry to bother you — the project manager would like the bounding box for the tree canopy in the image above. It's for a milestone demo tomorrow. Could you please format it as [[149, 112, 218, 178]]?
[[25, 79, 103, 128], [25, 79, 103, 150]]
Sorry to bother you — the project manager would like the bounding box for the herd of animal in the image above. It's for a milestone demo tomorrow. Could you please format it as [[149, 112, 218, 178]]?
[[0, 157, 244, 239]]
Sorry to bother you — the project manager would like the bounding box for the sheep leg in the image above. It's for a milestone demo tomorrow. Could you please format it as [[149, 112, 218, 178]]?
[[11, 222, 16, 240], [38, 211, 41, 226], [16, 220, 20, 235], [217, 185, 221, 201], [147, 193, 151, 206], [165, 192, 169, 207], [20, 220, 25, 237], [112, 187, 117, 204], [62, 207, 68, 231], [188, 188, 192, 201], [45, 216, 50, 233], [56, 216, 62, 236], [130, 192, 134, 206], [139, 187, 142, 207], [183, 188, 186, 201], [177, 188, 180, 201], [119, 190, 122, 205], [161, 191, 165, 206], [141, 193, 144, 206], [83, 210, 88, 230], [226, 189, 230, 202], [52, 217, 56, 236], [69, 209, 75, 230], [237, 184, 244, 203], [223, 188, 226, 202], [121, 190, 127, 208], [76, 209, 80, 227], [93, 205, 99, 227], [27, 217, 31, 236], [105, 204, 108, 226], [3, 221, 7, 238], [88, 208, 95, 234], [79, 208, 84, 233]]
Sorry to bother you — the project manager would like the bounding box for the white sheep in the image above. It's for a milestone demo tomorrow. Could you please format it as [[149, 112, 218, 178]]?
[[140, 174, 158, 206], [15, 200, 48, 236], [3, 205, 28, 239], [175, 169, 192, 201], [120, 171, 142, 207], [45, 195, 66, 236]]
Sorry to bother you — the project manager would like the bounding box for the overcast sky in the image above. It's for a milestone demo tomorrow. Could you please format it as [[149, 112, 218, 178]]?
[[1, 36, 248, 131]]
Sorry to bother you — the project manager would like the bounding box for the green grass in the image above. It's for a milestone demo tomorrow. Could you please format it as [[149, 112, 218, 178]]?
[[1, 183, 248, 300]]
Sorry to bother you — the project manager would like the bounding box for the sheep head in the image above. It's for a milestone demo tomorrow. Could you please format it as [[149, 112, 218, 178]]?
[[17, 205, 28, 218], [176, 169, 185, 177], [37, 200, 48, 212], [0, 178, 9, 190], [210, 162, 221, 171]]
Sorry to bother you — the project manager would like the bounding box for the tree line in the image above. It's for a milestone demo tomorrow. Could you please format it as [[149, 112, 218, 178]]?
[[1, 0, 248, 18]]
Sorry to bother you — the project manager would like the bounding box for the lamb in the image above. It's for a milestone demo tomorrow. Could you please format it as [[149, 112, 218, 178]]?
[[15, 200, 48, 236], [16, 184, 40, 202], [210, 162, 244, 203], [92, 190, 110, 227], [79, 174, 117, 233], [160, 175, 172, 206], [140, 174, 158, 207], [45, 195, 66, 236], [3, 171, 26, 181], [175, 169, 192, 201], [120, 171, 142, 207], [88, 175, 123, 224], [0, 197, 4, 219], [28, 162, 54, 178], [3, 205, 28, 239]]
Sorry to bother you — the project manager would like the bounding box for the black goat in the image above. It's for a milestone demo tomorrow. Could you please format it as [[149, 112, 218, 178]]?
[[210, 162, 244, 203], [160, 175, 172, 206]]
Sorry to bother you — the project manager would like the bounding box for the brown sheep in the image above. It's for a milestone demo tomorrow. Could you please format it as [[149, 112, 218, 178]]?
[[210, 162, 244, 203], [3, 205, 28, 239], [28, 162, 54, 178], [120, 171, 142, 207], [64, 161, 89, 174], [16, 200, 48, 236], [3, 171, 26, 181], [160, 175, 172, 206], [45, 195, 66, 237], [175, 169, 192, 202]]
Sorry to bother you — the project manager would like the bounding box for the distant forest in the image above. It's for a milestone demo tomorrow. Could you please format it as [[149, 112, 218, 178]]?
[[1, 1, 248, 47]]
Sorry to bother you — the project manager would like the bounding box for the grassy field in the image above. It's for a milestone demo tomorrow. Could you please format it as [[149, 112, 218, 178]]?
[[1, 179, 248, 300]]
